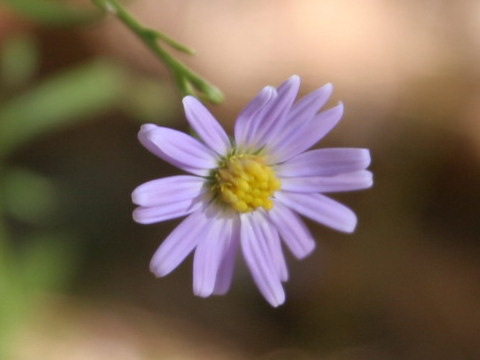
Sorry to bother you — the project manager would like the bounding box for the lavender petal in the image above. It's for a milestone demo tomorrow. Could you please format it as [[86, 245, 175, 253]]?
[[234, 86, 276, 149], [149, 209, 210, 277], [183, 96, 231, 156], [276, 191, 357, 233], [240, 213, 285, 307], [268, 201, 316, 259], [268, 83, 333, 150], [213, 217, 240, 295], [132, 175, 206, 207], [281, 170, 373, 193], [254, 75, 301, 148], [132, 194, 204, 224], [268, 102, 344, 164], [138, 124, 218, 176], [193, 213, 231, 297], [276, 148, 371, 177], [256, 211, 288, 282]]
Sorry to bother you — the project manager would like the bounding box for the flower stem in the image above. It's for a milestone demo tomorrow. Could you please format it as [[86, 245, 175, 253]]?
[[91, 0, 224, 104]]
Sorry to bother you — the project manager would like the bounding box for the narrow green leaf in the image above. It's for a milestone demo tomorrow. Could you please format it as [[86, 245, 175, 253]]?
[[1, 0, 101, 26], [154, 31, 196, 55], [0, 60, 127, 158], [0, 34, 38, 90]]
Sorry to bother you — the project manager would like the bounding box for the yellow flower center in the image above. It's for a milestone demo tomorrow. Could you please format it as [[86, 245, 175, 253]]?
[[213, 155, 281, 213]]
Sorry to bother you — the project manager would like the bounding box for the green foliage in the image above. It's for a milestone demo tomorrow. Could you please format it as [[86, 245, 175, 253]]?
[[0, 46, 126, 356], [0, 34, 39, 90], [122, 76, 178, 123], [0, 60, 127, 158], [18, 232, 78, 293], [0, 0, 100, 26], [0, 168, 58, 224], [0, 229, 78, 358]]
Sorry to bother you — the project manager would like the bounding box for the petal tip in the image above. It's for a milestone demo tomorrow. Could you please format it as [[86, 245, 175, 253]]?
[[139, 123, 157, 130], [298, 241, 316, 259], [263, 85, 277, 98], [182, 94, 196, 101], [345, 217, 358, 233], [289, 74, 301, 83], [131, 183, 150, 206], [323, 82, 334, 93], [182, 95, 199, 107], [365, 170, 374, 188], [132, 208, 148, 224], [138, 124, 158, 142], [131, 192, 140, 206], [362, 149, 372, 168], [150, 254, 173, 277], [330, 101, 345, 120], [193, 287, 213, 298], [150, 265, 166, 278], [269, 292, 286, 307], [285, 75, 301, 89], [149, 259, 163, 276]]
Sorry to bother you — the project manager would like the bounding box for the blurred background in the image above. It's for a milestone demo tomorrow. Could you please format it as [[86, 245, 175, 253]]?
[[1, 0, 480, 359]]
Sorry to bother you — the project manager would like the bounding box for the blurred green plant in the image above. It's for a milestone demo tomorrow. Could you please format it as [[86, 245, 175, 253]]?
[[0, 227, 77, 358], [0, 34, 39, 91], [124, 75, 178, 123], [0, 28, 177, 357], [0, 0, 100, 26], [0, 168, 58, 224], [0, 166, 76, 356], [0, 32, 85, 358], [1, 0, 224, 103], [0, 60, 127, 158]]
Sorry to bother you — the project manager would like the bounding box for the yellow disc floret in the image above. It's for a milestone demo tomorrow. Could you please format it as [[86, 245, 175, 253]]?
[[213, 155, 281, 213]]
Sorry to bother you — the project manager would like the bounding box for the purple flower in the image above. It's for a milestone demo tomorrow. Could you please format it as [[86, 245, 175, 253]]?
[[132, 76, 372, 306]]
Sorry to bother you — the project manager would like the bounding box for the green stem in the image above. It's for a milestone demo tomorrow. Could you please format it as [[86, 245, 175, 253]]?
[[92, 0, 224, 104]]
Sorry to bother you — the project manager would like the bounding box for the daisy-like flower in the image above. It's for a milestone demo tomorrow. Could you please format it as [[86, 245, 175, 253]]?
[[132, 76, 372, 307]]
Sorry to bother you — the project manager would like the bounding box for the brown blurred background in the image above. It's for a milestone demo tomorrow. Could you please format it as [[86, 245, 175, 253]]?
[[1, 0, 480, 359]]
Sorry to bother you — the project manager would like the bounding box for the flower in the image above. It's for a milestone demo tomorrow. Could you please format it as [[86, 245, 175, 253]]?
[[132, 76, 372, 306]]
